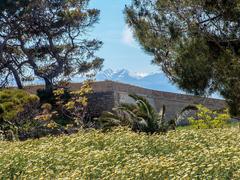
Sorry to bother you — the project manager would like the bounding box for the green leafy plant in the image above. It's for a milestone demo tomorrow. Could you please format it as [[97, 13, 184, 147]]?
[[53, 80, 93, 127], [0, 89, 39, 140], [0, 89, 39, 121], [188, 105, 230, 129], [34, 103, 59, 129], [30, 81, 94, 139], [97, 94, 197, 134]]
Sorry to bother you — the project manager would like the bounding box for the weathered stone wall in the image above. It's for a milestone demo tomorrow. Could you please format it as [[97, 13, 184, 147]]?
[[86, 91, 115, 118], [84, 81, 226, 120], [88, 81, 225, 119], [25, 80, 226, 120]]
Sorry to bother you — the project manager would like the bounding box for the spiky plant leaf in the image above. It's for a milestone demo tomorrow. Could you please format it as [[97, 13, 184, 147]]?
[[97, 111, 123, 130], [129, 94, 155, 118], [157, 105, 166, 127], [175, 105, 198, 125], [97, 94, 173, 133]]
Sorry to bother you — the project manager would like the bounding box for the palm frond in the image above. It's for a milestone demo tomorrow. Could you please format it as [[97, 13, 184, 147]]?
[[179, 105, 198, 114], [132, 117, 148, 131], [100, 111, 119, 118], [157, 105, 166, 127], [115, 106, 138, 120], [129, 94, 155, 112], [129, 94, 155, 120], [96, 93, 173, 133], [158, 105, 166, 121], [175, 105, 198, 124], [100, 117, 121, 125], [118, 103, 136, 111]]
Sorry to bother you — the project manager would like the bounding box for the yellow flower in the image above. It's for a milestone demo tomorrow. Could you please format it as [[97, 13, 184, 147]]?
[[65, 101, 75, 110]]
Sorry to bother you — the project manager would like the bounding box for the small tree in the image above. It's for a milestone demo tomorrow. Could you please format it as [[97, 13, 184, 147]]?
[[53, 80, 93, 127]]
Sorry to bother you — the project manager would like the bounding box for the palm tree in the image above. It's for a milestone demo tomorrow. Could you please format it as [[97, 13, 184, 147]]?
[[97, 94, 198, 133]]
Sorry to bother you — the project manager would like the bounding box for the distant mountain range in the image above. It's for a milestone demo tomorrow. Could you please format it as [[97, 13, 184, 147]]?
[[72, 68, 182, 93], [30, 68, 221, 98]]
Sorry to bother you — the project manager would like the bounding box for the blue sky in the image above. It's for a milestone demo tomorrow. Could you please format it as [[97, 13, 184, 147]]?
[[88, 0, 159, 74]]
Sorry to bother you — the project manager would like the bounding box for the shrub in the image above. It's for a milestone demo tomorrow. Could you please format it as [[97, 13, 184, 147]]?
[[0, 89, 39, 122], [29, 81, 94, 139], [0, 89, 39, 140], [53, 80, 93, 127], [97, 94, 167, 133], [188, 105, 230, 129]]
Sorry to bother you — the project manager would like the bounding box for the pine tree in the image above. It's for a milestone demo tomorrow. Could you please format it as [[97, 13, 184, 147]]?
[[0, 0, 103, 90], [125, 0, 240, 116]]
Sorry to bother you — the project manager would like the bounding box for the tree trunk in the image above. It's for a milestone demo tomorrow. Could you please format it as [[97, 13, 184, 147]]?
[[8, 65, 23, 89], [43, 77, 53, 92]]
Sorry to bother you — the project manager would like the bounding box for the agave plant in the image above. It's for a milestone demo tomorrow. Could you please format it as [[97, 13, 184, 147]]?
[[97, 94, 198, 133]]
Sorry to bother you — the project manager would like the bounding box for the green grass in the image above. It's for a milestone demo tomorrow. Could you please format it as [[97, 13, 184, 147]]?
[[1, 127, 240, 179]]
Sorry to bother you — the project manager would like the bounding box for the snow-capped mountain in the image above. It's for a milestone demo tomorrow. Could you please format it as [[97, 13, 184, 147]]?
[[31, 68, 222, 98], [73, 68, 182, 93], [31, 68, 221, 98]]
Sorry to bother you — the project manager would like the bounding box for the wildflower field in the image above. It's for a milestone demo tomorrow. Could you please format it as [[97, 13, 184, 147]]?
[[1, 127, 240, 179]]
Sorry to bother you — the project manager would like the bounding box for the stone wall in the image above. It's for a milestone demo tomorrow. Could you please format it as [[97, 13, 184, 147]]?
[[25, 80, 226, 120], [88, 81, 225, 119], [86, 91, 115, 118]]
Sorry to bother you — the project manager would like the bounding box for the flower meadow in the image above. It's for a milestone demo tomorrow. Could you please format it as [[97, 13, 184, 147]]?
[[1, 127, 240, 179]]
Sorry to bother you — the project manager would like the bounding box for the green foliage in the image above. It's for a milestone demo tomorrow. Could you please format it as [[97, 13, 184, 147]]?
[[0, 89, 39, 140], [0, 0, 103, 90], [51, 80, 93, 127], [0, 0, 30, 12], [35, 81, 94, 130], [174, 37, 214, 95], [98, 94, 168, 133], [125, 0, 240, 116], [1, 127, 240, 178], [0, 89, 39, 122], [98, 94, 197, 133], [189, 105, 230, 129], [214, 51, 240, 116]]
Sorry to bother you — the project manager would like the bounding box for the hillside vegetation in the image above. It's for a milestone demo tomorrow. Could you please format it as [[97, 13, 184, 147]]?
[[1, 127, 240, 179]]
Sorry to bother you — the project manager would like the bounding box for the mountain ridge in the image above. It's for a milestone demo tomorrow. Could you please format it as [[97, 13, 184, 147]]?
[[72, 68, 182, 93]]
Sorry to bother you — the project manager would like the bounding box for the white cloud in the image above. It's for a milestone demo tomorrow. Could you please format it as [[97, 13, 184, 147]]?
[[122, 25, 135, 47]]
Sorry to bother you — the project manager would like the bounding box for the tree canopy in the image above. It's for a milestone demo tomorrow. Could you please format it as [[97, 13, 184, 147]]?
[[125, 0, 240, 116], [0, 0, 103, 90]]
